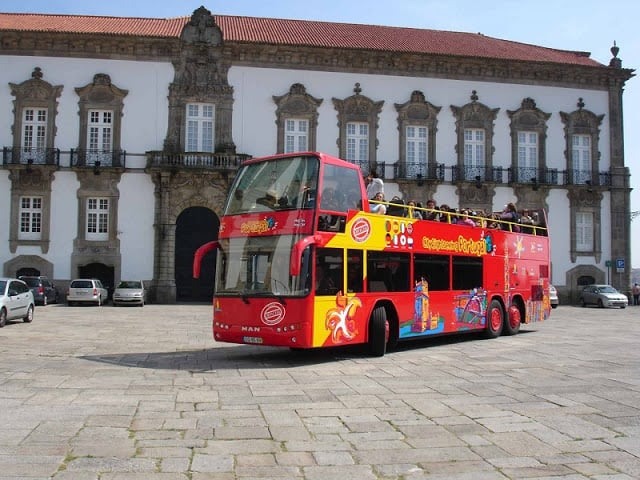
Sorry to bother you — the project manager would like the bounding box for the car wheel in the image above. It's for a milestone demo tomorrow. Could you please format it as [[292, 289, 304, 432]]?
[[551, 304, 558, 309], [42, 295, 48, 306], [96, 296, 102, 307], [598, 299, 604, 308], [0, 308, 6, 328], [580, 298, 586, 307], [23, 305, 34, 323]]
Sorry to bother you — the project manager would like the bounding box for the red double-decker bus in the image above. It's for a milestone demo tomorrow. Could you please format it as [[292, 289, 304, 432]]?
[[194, 152, 551, 356]]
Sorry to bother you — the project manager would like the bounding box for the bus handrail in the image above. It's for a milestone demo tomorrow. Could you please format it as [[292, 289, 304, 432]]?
[[193, 241, 219, 279]]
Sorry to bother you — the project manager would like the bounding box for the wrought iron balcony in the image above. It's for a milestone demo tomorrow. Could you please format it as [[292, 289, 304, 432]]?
[[2, 147, 60, 166], [452, 165, 504, 184], [507, 167, 559, 186], [393, 162, 445, 182], [71, 149, 126, 168], [147, 151, 251, 171], [563, 169, 611, 186]]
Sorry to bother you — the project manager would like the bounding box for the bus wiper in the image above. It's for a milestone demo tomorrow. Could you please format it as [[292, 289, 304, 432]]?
[[251, 291, 287, 305]]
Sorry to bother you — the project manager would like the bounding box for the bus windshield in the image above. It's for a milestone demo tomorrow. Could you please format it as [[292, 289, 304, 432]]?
[[216, 235, 311, 297], [225, 155, 319, 215]]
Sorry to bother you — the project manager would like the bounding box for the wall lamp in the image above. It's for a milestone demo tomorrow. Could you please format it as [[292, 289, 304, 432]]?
[[93, 160, 101, 175], [416, 173, 424, 187], [531, 177, 539, 191], [474, 175, 482, 189], [26, 158, 33, 174]]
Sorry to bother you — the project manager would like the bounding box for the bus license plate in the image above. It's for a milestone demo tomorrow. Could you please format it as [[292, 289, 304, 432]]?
[[243, 336, 263, 344]]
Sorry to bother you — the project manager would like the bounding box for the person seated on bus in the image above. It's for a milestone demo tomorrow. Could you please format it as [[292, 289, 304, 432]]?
[[458, 209, 476, 227], [423, 199, 439, 220], [369, 192, 387, 214], [320, 187, 343, 211], [386, 196, 405, 217], [500, 202, 520, 232], [520, 209, 536, 233], [407, 200, 423, 219]]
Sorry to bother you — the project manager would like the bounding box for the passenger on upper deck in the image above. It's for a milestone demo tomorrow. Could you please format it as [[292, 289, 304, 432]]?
[[366, 169, 384, 199], [369, 192, 387, 214]]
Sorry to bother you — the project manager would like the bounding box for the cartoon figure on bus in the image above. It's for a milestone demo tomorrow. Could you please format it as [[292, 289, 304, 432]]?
[[324, 291, 361, 343]]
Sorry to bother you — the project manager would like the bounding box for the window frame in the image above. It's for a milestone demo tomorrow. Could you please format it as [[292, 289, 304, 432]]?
[[185, 102, 215, 153]]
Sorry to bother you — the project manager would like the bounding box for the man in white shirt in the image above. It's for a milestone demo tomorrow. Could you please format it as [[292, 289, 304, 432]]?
[[366, 169, 384, 199]]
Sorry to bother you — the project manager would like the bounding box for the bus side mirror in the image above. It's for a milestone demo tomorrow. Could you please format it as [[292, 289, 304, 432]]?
[[193, 241, 219, 279], [290, 235, 319, 276]]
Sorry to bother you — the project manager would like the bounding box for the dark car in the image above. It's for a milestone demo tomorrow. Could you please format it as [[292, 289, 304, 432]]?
[[19, 276, 58, 306]]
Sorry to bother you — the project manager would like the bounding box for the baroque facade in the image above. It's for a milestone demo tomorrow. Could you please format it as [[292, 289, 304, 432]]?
[[0, 7, 634, 303]]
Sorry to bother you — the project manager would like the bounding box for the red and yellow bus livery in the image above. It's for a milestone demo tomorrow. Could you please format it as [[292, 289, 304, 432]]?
[[194, 152, 551, 356]]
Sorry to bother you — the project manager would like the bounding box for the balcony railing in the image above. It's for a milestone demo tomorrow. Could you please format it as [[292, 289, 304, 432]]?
[[71, 149, 126, 168], [563, 169, 611, 186], [2, 147, 60, 166], [452, 165, 504, 184], [508, 167, 559, 186], [147, 151, 251, 171], [393, 162, 445, 182]]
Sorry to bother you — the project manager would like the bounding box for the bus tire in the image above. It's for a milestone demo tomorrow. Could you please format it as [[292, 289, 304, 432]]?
[[503, 304, 521, 336], [368, 306, 388, 357], [484, 300, 504, 339]]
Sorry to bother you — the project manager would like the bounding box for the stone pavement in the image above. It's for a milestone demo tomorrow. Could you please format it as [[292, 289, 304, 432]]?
[[0, 302, 639, 480]]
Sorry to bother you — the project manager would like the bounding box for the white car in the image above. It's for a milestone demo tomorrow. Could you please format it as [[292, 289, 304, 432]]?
[[0, 277, 35, 327], [549, 284, 559, 308], [580, 284, 628, 309], [112, 280, 146, 307], [67, 278, 109, 306]]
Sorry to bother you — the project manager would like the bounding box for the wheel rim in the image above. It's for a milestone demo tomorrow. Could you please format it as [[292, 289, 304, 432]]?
[[490, 307, 502, 332]]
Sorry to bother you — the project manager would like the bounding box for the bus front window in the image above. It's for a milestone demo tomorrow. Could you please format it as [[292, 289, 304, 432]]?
[[225, 155, 319, 215], [216, 236, 311, 297]]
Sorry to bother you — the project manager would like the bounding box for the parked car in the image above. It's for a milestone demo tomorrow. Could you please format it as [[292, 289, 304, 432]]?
[[580, 284, 628, 309], [0, 277, 35, 327], [112, 280, 146, 307], [549, 284, 559, 309], [67, 278, 109, 306], [19, 275, 58, 306]]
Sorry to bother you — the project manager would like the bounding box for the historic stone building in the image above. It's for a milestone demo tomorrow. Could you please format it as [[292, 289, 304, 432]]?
[[0, 7, 634, 303]]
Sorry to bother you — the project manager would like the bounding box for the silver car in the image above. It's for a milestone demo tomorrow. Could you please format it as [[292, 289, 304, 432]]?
[[0, 277, 35, 327], [580, 284, 628, 309], [67, 278, 109, 306], [112, 280, 146, 307]]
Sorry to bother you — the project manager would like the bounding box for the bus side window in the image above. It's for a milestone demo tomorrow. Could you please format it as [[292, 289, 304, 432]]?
[[316, 248, 344, 295], [347, 250, 363, 293]]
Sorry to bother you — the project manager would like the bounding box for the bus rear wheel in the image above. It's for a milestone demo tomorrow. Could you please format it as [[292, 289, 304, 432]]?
[[484, 300, 504, 339], [368, 306, 388, 357], [503, 304, 521, 336]]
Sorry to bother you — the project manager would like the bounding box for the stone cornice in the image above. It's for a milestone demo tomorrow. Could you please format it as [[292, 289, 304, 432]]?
[[1, 30, 634, 90]]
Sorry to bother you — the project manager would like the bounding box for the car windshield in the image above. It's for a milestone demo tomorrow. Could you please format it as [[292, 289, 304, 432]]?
[[598, 286, 618, 293], [118, 281, 141, 289], [21, 278, 40, 287], [71, 280, 93, 288]]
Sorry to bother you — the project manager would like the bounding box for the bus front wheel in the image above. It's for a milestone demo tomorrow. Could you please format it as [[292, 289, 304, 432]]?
[[368, 307, 388, 357], [484, 300, 504, 339]]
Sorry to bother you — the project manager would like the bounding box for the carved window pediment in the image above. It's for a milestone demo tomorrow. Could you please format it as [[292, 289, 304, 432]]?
[[273, 83, 323, 153]]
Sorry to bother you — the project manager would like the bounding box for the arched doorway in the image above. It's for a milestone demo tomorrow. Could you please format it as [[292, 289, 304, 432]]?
[[175, 206, 218, 301], [79, 263, 115, 299], [16, 267, 40, 277]]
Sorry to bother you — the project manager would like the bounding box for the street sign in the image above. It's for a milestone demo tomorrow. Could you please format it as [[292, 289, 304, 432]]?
[[616, 258, 625, 273]]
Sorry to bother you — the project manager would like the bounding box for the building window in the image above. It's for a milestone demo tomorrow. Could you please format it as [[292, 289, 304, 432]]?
[[395, 91, 441, 180], [333, 82, 384, 174], [21, 108, 47, 162], [86, 198, 109, 241], [572, 134, 592, 184], [464, 128, 485, 179], [346, 122, 369, 163], [186, 103, 215, 152], [451, 90, 499, 183], [285, 119, 308, 153], [508, 98, 550, 185], [86, 110, 113, 165], [406, 126, 427, 165], [19, 196, 42, 241], [575, 211, 594, 252], [517, 131, 538, 182]]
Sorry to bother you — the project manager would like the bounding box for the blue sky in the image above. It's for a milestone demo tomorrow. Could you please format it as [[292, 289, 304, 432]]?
[[3, 0, 640, 265]]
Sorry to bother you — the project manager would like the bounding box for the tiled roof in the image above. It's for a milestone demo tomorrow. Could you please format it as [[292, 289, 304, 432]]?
[[0, 12, 603, 67]]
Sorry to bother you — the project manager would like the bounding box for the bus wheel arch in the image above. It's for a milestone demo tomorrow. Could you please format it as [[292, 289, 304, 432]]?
[[484, 298, 505, 339], [503, 296, 523, 336]]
